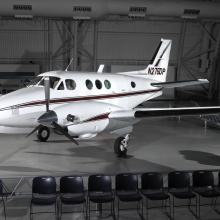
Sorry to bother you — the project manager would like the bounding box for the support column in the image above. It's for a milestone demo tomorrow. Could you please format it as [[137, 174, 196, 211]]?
[[73, 21, 78, 71], [176, 20, 187, 81], [62, 20, 69, 70], [47, 19, 52, 70], [209, 27, 220, 100], [70, 21, 74, 71], [93, 21, 98, 71], [175, 20, 187, 98]]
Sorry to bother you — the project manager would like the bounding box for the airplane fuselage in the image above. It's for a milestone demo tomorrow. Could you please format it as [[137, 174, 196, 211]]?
[[0, 71, 162, 136]]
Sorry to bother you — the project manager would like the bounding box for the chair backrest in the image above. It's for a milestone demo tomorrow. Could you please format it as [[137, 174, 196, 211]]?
[[88, 175, 112, 192], [141, 172, 163, 190], [32, 176, 56, 194], [193, 170, 214, 187], [60, 176, 84, 194], [218, 172, 220, 187], [168, 171, 190, 189], [116, 173, 138, 191], [0, 180, 3, 194]]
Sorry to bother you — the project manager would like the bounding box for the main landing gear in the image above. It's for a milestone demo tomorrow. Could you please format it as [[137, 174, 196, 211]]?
[[114, 134, 129, 157], [37, 126, 50, 142]]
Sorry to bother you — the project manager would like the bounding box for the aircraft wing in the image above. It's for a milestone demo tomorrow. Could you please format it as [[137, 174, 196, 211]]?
[[109, 106, 220, 120], [151, 79, 208, 88]]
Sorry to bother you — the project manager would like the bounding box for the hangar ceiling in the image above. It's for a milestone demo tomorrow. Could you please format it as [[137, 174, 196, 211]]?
[[0, 0, 220, 19]]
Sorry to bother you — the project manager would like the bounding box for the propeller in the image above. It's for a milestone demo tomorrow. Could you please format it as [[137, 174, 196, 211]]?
[[44, 77, 50, 112], [26, 125, 41, 137], [27, 76, 79, 145], [52, 122, 78, 145]]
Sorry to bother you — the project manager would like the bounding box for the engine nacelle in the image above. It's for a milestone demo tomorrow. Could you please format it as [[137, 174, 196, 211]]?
[[52, 101, 122, 136]]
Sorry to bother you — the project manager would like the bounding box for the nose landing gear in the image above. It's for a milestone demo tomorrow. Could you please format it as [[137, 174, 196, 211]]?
[[37, 126, 50, 142], [114, 134, 129, 157]]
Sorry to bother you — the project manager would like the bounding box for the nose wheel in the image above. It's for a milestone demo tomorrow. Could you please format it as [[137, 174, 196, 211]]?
[[37, 126, 50, 142], [114, 135, 129, 157]]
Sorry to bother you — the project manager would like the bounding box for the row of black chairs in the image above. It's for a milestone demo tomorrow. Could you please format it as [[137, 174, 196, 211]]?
[[28, 170, 220, 220], [0, 170, 220, 219]]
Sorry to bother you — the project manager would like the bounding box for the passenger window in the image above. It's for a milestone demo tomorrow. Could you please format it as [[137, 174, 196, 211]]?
[[104, 80, 111, 89], [131, 81, 136, 88], [66, 79, 76, 90], [57, 82, 64, 90], [95, 80, 102, 89], [86, 79, 93, 90]]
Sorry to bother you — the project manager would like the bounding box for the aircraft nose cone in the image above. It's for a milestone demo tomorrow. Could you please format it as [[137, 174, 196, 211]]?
[[38, 110, 58, 126]]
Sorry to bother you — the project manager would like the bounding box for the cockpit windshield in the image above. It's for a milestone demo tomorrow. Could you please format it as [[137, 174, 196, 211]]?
[[29, 76, 61, 89], [27, 76, 43, 87]]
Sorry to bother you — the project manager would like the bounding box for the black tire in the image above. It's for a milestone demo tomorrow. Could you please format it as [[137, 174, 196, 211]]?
[[37, 126, 50, 142], [114, 137, 127, 157]]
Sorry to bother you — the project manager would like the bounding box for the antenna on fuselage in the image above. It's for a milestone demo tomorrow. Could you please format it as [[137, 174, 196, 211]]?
[[65, 58, 74, 71], [97, 64, 105, 73]]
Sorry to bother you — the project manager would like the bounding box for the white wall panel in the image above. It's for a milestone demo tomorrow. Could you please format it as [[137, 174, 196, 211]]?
[[0, 19, 45, 31], [0, 31, 45, 58], [97, 32, 178, 61]]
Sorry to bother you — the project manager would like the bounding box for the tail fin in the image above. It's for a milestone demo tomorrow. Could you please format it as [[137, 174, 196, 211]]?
[[145, 39, 172, 82]]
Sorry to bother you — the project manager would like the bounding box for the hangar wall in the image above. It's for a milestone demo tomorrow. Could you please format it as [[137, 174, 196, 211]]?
[[0, 18, 218, 97]]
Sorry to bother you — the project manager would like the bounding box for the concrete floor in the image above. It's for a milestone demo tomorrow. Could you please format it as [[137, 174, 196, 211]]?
[[0, 115, 220, 219], [0, 117, 220, 177]]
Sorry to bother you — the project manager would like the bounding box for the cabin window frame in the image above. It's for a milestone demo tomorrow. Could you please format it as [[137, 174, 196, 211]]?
[[86, 79, 93, 90], [65, 79, 76, 90], [95, 79, 102, 89], [104, 80, 111, 89], [131, 81, 136, 88]]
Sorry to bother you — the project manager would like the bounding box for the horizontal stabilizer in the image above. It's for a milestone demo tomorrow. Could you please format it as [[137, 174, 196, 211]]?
[[151, 79, 208, 88]]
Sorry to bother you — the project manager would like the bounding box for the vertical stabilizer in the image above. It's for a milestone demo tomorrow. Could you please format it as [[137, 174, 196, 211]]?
[[145, 39, 172, 82]]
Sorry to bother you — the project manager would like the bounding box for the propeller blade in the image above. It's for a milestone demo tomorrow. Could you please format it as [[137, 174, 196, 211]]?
[[26, 125, 41, 137], [52, 122, 79, 145], [44, 77, 50, 112]]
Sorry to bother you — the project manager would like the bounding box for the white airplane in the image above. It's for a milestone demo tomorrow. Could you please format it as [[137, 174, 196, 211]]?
[[0, 39, 219, 157]]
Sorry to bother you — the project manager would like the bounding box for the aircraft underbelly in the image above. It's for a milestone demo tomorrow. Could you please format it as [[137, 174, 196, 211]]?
[[68, 119, 109, 136]]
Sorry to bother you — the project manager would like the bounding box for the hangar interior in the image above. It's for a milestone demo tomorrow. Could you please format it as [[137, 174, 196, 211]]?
[[0, 0, 220, 219]]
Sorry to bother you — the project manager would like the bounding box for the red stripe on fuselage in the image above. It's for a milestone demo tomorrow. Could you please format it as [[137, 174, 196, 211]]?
[[0, 88, 162, 111], [84, 113, 110, 122]]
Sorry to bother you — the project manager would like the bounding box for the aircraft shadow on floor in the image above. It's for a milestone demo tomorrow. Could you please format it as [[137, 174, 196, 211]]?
[[180, 150, 220, 166], [26, 145, 173, 174]]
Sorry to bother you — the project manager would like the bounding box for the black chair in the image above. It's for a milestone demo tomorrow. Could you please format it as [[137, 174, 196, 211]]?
[[193, 170, 220, 218], [141, 172, 171, 220], [0, 180, 6, 220], [60, 176, 86, 219], [116, 173, 143, 219], [30, 176, 57, 220], [168, 171, 197, 219], [88, 175, 115, 219]]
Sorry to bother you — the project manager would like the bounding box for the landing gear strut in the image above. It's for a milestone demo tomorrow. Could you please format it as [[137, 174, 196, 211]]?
[[37, 126, 50, 142], [114, 134, 129, 157]]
